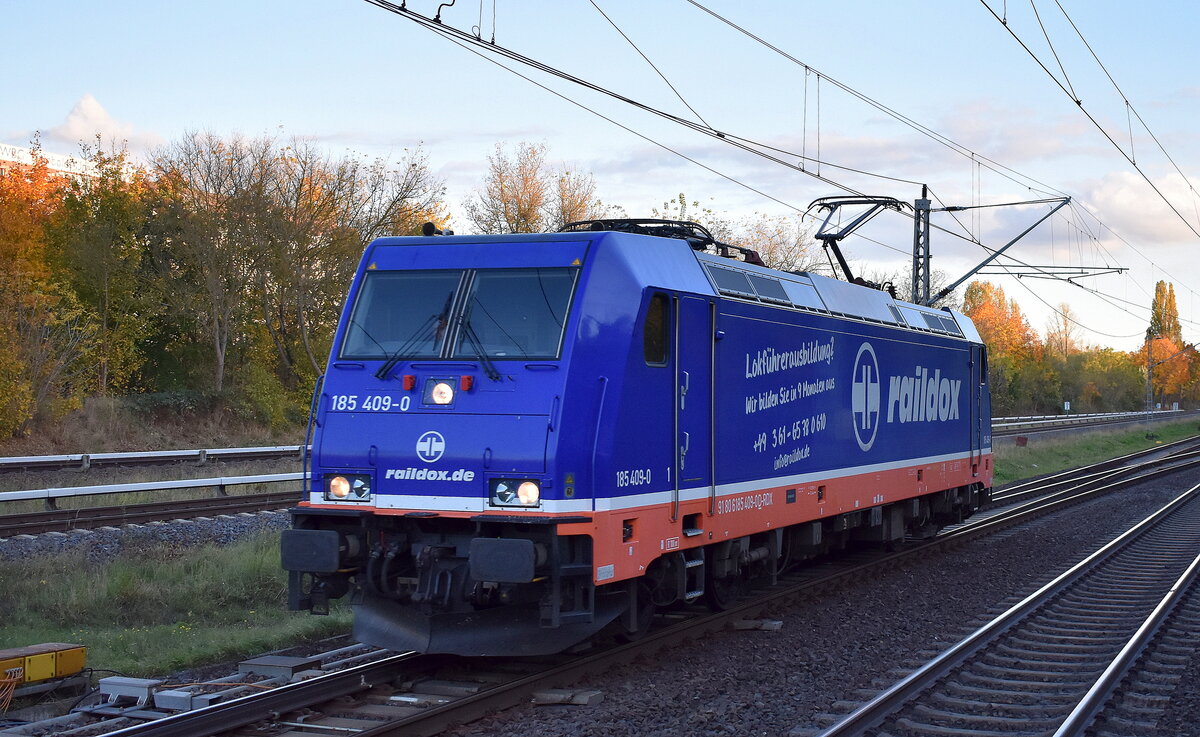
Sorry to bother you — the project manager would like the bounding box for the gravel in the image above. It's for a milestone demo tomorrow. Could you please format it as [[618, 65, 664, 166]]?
[[0, 510, 289, 563], [447, 468, 1200, 737]]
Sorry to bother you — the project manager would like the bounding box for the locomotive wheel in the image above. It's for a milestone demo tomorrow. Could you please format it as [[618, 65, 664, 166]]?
[[617, 580, 657, 641], [704, 542, 741, 611]]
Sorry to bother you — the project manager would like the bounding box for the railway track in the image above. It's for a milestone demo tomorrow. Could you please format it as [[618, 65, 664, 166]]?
[[0, 491, 298, 536], [813, 480, 1200, 737], [13, 438, 1200, 737], [991, 409, 1198, 438]]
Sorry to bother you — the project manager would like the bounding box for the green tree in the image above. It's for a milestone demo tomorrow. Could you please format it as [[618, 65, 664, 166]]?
[[46, 142, 156, 395], [145, 132, 446, 424]]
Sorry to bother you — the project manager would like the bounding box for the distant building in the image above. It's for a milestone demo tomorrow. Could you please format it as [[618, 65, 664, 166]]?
[[0, 143, 97, 180]]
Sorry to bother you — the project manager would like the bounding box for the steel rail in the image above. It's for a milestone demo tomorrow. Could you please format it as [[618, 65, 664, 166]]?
[[97, 653, 419, 737], [2, 408, 1190, 474], [343, 461, 1200, 737], [0, 491, 299, 536], [814, 481, 1200, 737], [991, 432, 1200, 500], [993, 408, 1197, 436], [988, 439, 1200, 507], [1053, 547, 1200, 737]]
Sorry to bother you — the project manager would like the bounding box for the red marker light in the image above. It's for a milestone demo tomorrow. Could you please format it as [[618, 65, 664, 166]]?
[[460, 375, 474, 392], [402, 375, 416, 391]]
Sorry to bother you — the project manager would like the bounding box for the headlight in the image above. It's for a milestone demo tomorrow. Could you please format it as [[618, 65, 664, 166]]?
[[423, 378, 455, 406], [329, 475, 351, 499], [325, 473, 372, 502], [490, 478, 541, 507], [517, 481, 540, 505]]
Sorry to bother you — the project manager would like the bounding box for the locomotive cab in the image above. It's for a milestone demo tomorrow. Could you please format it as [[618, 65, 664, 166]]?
[[283, 230, 674, 655]]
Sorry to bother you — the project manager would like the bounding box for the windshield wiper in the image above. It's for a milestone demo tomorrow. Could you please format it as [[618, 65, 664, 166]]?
[[458, 312, 501, 381], [374, 294, 455, 380]]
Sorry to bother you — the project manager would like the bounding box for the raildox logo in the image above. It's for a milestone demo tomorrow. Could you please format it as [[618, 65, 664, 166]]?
[[415, 431, 445, 463], [851, 342, 881, 451]]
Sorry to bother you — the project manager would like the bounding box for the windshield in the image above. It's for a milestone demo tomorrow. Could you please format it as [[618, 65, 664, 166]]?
[[340, 267, 579, 362], [453, 268, 578, 359], [340, 270, 464, 359]]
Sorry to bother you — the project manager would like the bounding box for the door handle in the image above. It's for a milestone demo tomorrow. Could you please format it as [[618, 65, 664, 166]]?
[[680, 371, 690, 410], [680, 431, 690, 470]]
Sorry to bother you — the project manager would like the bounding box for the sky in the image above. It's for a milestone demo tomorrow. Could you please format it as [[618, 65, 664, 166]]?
[[5, 1, 1200, 353]]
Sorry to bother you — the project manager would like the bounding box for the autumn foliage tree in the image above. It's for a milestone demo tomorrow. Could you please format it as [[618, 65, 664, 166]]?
[[143, 132, 446, 423], [0, 143, 100, 434], [6, 133, 1198, 441], [963, 281, 1057, 414], [464, 142, 608, 233]]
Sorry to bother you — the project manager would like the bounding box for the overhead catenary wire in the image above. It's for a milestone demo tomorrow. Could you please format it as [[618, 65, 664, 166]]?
[[366, 4, 825, 213], [978, 0, 1200, 242], [368, 0, 1194, 344], [363, 0, 925, 191], [1051, 0, 1200, 228], [587, 0, 713, 130], [387, 2, 1098, 302], [684, 0, 1200, 312]]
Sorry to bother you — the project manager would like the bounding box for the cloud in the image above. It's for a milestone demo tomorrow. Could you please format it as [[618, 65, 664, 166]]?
[[1084, 170, 1200, 245], [39, 94, 164, 155]]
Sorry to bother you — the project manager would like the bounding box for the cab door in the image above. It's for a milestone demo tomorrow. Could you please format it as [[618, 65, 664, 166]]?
[[969, 344, 985, 476], [675, 295, 715, 519]]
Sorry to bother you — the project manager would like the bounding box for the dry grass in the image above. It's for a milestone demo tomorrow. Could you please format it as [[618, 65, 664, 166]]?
[[0, 396, 303, 457]]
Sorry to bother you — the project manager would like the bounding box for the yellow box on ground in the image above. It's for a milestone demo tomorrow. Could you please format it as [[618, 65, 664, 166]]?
[[23, 652, 56, 682], [54, 646, 87, 678], [0, 643, 87, 684]]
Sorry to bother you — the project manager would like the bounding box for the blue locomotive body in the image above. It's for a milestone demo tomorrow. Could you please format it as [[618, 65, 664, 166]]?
[[283, 222, 992, 656]]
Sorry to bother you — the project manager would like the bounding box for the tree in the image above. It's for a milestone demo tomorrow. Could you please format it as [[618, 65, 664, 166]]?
[[464, 142, 609, 234], [1147, 280, 1182, 345], [652, 195, 828, 274], [1077, 349, 1142, 412], [0, 141, 95, 434], [962, 281, 1059, 414], [962, 281, 1040, 359], [728, 213, 824, 273], [46, 141, 155, 395], [1144, 336, 1191, 408], [464, 142, 548, 234], [146, 131, 446, 419], [545, 165, 605, 230], [1044, 303, 1082, 360], [148, 132, 267, 394]]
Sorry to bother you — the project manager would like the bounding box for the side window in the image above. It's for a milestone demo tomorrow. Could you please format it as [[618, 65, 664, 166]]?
[[979, 346, 988, 384], [643, 293, 669, 366]]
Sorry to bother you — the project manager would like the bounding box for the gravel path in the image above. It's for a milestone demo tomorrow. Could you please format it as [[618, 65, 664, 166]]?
[[448, 469, 1200, 737]]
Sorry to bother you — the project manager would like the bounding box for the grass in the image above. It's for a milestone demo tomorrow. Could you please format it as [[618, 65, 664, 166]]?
[[994, 418, 1200, 485], [0, 531, 350, 677]]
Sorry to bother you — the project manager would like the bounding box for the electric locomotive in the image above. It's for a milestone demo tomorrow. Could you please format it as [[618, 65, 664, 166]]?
[[282, 219, 992, 656]]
